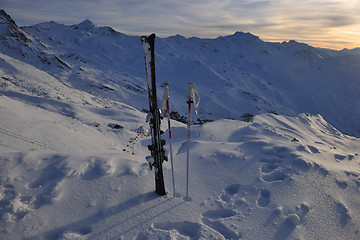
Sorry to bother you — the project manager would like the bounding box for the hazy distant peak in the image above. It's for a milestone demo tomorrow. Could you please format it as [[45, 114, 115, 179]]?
[[220, 31, 263, 44], [167, 34, 186, 39], [339, 47, 360, 55], [282, 39, 305, 46]]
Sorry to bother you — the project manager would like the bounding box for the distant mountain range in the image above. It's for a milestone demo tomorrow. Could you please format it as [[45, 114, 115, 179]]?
[[1, 9, 360, 137]]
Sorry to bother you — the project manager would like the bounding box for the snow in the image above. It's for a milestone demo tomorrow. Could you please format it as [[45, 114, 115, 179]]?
[[1, 105, 360, 239], [1, 10, 360, 239]]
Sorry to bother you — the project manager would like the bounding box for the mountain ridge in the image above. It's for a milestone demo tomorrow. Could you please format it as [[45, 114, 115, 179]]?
[[1, 9, 360, 137]]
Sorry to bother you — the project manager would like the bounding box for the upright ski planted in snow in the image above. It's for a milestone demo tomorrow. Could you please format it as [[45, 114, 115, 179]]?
[[141, 33, 167, 196], [162, 82, 176, 196]]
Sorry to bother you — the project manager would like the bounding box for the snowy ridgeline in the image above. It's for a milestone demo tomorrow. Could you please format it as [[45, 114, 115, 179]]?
[[1, 9, 360, 240], [1, 9, 360, 136]]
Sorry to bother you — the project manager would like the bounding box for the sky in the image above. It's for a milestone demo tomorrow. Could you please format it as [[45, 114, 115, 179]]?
[[1, 0, 360, 50]]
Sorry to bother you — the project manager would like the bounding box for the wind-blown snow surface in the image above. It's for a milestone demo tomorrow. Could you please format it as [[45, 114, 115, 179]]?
[[1, 96, 360, 239], [1, 10, 360, 240]]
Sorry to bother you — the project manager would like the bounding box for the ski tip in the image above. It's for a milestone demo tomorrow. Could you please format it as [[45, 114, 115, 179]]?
[[141, 34, 156, 45], [141, 33, 156, 40]]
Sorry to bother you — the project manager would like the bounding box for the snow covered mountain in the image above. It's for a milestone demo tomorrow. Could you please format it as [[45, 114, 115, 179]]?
[[1, 10, 360, 137], [1, 10, 360, 240]]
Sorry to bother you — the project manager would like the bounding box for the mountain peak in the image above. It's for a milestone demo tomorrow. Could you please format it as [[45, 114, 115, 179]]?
[[0, 9, 16, 25], [218, 31, 262, 45], [233, 31, 261, 41], [167, 34, 186, 40], [74, 19, 96, 30], [339, 47, 360, 55], [0, 9, 31, 42], [281, 40, 314, 51], [80, 19, 94, 26]]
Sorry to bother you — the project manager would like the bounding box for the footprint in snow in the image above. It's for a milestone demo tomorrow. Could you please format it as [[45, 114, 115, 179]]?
[[307, 145, 320, 154], [257, 189, 271, 207], [335, 179, 348, 189], [26, 164, 65, 208], [152, 221, 201, 239], [259, 148, 311, 182], [273, 203, 310, 239], [262, 146, 289, 159], [202, 208, 238, 219], [199, 183, 260, 239], [27, 164, 65, 189], [220, 184, 255, 203], [201, 206, 242, 237], [56, 226, 92, 240], [335, 154, 346, 161], [224, 183, 242, 195], [261, 170, 288, 183], [335, 201, 351, 227], [260, 162, 280, 173], [0, 182, 33, 221], [259, 158, 288, 182], [201, 217, 242, 240]]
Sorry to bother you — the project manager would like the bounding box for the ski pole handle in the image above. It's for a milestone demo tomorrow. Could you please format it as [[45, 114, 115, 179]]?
[[187, 82, 200, 114]]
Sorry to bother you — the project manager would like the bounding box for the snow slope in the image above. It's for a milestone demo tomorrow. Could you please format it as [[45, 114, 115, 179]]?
[[1, 10, 360, 240], [1, 95, 360, 239]]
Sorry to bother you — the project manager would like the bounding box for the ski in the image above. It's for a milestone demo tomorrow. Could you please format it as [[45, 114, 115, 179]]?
[[162, 82, 176, 196], [141, 33, 167, 196]]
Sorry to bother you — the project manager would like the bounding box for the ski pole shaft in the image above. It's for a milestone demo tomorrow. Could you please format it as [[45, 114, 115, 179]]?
[[166, 98, 176, 196], [184, 82, 198, 201], [186, 97, 192, 200]]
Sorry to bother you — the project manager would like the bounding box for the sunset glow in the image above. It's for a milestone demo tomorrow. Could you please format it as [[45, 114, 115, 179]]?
[[2, 0, 360, 50]]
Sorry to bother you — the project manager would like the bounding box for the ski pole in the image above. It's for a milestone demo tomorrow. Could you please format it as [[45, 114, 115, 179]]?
[[162, 82, 176, 196], [185, 90, 192, 201], [185, 82, 200, 201]]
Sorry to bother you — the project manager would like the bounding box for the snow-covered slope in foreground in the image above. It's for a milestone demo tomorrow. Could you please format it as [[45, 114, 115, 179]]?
[[1, 88, 359, 239]]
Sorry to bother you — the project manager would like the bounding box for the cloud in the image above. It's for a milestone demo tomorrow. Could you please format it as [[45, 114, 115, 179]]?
[[1, 0, 360, 49]]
